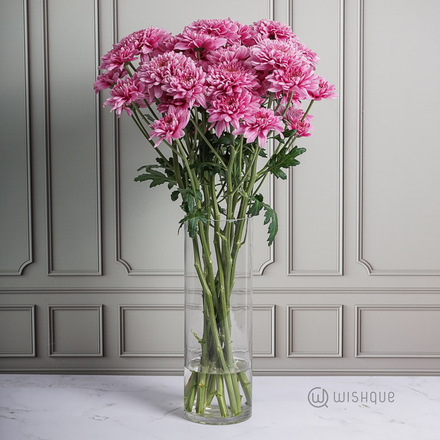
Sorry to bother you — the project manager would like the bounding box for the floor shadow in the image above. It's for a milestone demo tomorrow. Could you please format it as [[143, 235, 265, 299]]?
[[87, 375, 185, 421]]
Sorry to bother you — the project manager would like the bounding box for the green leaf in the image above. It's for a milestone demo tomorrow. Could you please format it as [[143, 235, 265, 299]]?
[[247, 194, 278, 246], [263, 204, 278, 246], [178, 209, 208, 238], [170, 190, 180, 202], [184, 190, 196, 212], [194, 190, 203, 201], [272, 168, 287, 180], [192, 161, 223, 177], [248, 193, 264, 217], [266, 146, 306, 180], [179, 189, 204, 216], [258, 148, 268, 158], [135, 164, 177, 188], [283, 128, 297, 138], [218, 132, 234, 146]]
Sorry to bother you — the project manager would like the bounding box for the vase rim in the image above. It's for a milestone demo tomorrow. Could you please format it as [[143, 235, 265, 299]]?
[[210, 217, 250, 222]]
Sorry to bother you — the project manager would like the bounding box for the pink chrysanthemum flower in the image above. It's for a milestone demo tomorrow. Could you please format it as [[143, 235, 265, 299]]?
[[236, 23, 258, 46], [233, 108, 284, 147], [137, 52, 178, 101], [97, 27, 171, 73], [207, 92, 260, 137], [149, 106, 190, 147], [93, 70, 125, 93], [283, 106, 314, 137], [252, 19, 298, 42], [174, 30, 227, 54], [103, 75, 145, 117], [266, 65, 320, 99], [121, 27, 172, 62], [99, 43, 138, 72], [308, 77, 337, 100], [138, 51, 206, 108], [250, 39, 307, 72], [295, 41, 320, 69], [162, 66, 206, 108], [206, 59, 259, 98], [206, 44, 251, 66], [186, 18, 240, 43]]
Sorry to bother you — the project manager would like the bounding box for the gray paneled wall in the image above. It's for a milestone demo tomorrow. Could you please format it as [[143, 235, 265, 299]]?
[[1, 0, 440, 375]]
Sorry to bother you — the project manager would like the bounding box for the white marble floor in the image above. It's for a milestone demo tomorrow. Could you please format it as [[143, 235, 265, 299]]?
[[1, 374, 439, 440]]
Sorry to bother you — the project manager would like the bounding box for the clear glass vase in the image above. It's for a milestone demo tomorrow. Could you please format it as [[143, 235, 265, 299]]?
[[184, 217, 253, 425]]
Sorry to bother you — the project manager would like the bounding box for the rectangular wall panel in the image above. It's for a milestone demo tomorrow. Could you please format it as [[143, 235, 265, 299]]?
[[0, 306, 35, 357], [119, 305, 275, 358], [288, 0, 343, 275], [48, 305, 103, 356], [287, 305, 342, 357], [357, 0, 440, 275], [44, 0, 101, 275], [0, 0, 32, 275], [253, 305, 276, 358], [356, 306, 440, 357], [119, 306, 184, 357], [114, 0, 275, 275]]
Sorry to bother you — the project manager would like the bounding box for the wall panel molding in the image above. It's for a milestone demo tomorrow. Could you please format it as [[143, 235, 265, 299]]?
[[119, 305, 184, 357], [356, 0, 440, 276], [2, 367, 440, 376], [355, 305, 440, 358], [113, 0, 276, 276], [43, 0, 102, 275], [48, 305, 103, 357], [287, 305, 343, 357], [0, 0, 33, 275], [287, 0, 344, 276], [0, 306, 35, 357], [112, 0, 182, 276], [253, 305, 276, 358], [3, 287, 440, 294]]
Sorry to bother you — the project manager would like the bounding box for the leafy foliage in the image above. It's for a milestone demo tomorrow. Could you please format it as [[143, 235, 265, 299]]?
[[248, 194, 278, 246], [176, 189, 207, 237], [179, 208, 209, 238], [266, 146, 306, 180]]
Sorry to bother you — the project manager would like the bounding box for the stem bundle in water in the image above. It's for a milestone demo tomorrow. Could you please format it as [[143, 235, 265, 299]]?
[[184, 218, 252, 424]]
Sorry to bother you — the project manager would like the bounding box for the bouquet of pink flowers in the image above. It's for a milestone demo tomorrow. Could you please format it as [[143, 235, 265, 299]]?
[[95, 18, 335, 242], [95, 18, 335, 422]]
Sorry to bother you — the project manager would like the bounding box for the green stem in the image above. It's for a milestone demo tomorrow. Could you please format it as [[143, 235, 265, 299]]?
[[175, 139, 202, 209], [238, 372, 252, 405], [206, 374, 217, 406], [184, 372, 198, 412], [282, 91, 294, 117], [229, 141, 260, 198], [301, 99, 315, 121], [216, 376, 229, 417]]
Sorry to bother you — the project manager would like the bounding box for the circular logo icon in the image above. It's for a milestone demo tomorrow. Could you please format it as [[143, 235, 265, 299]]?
[[308, 387, 329, 408]]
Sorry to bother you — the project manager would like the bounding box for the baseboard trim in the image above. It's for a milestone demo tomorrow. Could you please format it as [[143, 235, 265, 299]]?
[[1, 368, 440, 376]]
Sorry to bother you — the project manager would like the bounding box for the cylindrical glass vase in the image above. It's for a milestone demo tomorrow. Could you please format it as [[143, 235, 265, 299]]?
[[184, 217, 253, 425]]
